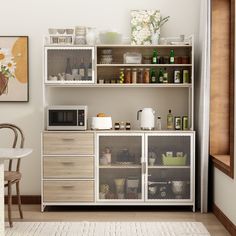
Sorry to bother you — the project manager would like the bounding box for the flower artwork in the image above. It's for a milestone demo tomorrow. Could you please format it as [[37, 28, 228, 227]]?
[[131, 10, 169, 45], [0, 36, 28, 102]]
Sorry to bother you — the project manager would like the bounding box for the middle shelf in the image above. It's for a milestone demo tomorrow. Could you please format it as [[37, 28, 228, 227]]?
[[96, 64, 192, 67]]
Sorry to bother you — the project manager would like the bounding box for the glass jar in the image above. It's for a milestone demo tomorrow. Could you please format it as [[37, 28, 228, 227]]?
[[132, 68, 137, 83], [137, 68, 143, 83], [120, 121, 125, 130], [125, 68, 131, 83], [114, 122, 120, 130], [125, 122, 131, 130], [143, 68, 150, 83], [119, 68, 125, 83], [143, 55, 152, 64]]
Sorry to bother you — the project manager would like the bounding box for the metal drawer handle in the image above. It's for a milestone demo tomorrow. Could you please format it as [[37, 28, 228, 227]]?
[[62, 185, 75, 189], [62, 138, 75, 141], [61, 162, 74, 165]]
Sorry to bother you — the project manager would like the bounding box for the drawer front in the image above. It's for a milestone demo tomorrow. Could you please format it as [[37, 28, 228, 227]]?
[[43, 132, 94, 155], [43, 180, 94, 202], [43, 156, 94, 179]]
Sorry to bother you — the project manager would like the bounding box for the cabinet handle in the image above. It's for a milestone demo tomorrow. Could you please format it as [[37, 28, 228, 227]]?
[[62, 185, 74, 189], [61, 162, 74, 165], [142, 162, 146, 174], [62, 138, 75, 141]]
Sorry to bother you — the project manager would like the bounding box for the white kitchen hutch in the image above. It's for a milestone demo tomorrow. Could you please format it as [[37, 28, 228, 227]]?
[[41, 36, 195, 211]]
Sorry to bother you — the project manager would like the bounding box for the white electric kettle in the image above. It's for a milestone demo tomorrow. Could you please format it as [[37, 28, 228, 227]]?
[[137, 108, 156, 130]]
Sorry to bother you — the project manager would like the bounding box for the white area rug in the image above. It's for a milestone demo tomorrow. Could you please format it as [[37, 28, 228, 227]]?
[[5, 222, 210, 236]]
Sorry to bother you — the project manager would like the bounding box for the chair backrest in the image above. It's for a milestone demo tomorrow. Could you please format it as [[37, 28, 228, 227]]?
[[0, 123, 25, 172]]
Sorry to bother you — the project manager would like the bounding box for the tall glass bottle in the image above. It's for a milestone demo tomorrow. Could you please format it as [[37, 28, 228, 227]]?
[[150, 68, 156, 83], [65, 58, 72, 75], [158, 68, 164, 83], [152, 49, 158, 64], [170, 49, 175, 64], [167, 109, 174, 130], [163, 68, 168, 83], [79, 58, 86, 80], [87, 62, 92, 80]]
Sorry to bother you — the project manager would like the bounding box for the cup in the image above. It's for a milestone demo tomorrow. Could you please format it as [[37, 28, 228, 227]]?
[[99, 192, 106, 199], [72, 69, 79, 76], [149, 158, 156, 166]]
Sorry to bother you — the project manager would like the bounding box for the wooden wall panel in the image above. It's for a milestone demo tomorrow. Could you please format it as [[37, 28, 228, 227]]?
[[210, 0, 231, 155]]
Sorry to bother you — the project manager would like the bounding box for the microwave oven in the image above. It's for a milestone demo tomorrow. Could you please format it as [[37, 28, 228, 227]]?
[[47, 105, 87, 130]]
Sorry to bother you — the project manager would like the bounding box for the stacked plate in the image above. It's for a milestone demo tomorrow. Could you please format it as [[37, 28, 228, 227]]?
[[100, 49, 113, 64]]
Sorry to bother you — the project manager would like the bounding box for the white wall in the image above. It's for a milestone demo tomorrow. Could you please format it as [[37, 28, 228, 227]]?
[[0, 0, 200, 195]]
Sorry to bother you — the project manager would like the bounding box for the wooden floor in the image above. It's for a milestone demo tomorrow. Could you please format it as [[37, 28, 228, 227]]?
[[5, 205, 230, 236]]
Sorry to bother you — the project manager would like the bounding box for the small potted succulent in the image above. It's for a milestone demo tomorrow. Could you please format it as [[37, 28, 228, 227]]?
[[0, 49, 16, 95]]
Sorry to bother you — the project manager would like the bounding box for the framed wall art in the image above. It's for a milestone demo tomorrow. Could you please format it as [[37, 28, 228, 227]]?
[[131, 10, 161, 45], [0, 36, 29, 102]]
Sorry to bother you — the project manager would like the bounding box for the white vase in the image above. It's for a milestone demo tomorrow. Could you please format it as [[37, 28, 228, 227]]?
[[151, 32, 160, 45], [86, 27, 96, 45]]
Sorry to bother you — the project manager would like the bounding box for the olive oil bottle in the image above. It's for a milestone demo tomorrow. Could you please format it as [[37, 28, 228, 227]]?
[[167, 109, 174, 130]]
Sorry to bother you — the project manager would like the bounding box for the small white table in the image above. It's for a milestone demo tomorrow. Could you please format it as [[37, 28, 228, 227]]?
[[0, 148, 32, 234]]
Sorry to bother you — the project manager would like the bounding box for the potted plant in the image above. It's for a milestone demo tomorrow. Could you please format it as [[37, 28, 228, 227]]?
[[0, 49, 16, 95], [150, 15, 170, 45]]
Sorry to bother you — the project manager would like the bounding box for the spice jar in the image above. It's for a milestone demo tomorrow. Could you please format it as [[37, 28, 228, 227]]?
[[182, 56, 190, 64], [120, 121, 125, 130], [125, 68, 131, 83], [182, 116, 188, 130], [125, 122, 131, 130], [114, 122, 120, 130], [143, 55, 152, 64], [143, 68, 150, 83], [163, 56, 170, 64], [137, 68, 143, 83], [183, 70, 190, 83], [119, 68, 125, 83], [159, 56, 164, 64], [174, 57, 182, 64], [132, 68, 137, 83], [174, 117, 181, 130]]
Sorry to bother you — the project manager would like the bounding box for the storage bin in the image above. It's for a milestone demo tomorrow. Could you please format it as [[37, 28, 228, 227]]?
[[162, 154, 187, 166]]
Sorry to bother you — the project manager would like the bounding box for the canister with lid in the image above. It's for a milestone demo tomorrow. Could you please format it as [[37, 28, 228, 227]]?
[[132, 68, 137, 83]]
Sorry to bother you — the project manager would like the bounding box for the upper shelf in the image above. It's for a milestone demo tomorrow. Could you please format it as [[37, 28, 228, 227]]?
[[96, 64, 192, 67], [44, 44, 192, 48], [96, 44, 192, 48]]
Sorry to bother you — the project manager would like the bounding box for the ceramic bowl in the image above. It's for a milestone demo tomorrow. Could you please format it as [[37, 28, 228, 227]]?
[[148, 186, 157, 195], [66, 29, 74, 34], [57, 29, 66, 34], [99, 31, 122, 44], [48, 28, 57, 34]]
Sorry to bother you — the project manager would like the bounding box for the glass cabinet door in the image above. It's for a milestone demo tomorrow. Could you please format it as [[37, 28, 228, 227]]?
[[45, 47, 94, 84], [97, 134, 144, 202], [146, 133, 193, 202]]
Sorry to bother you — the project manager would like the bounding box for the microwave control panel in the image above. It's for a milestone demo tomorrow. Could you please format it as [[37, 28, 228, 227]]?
[[78, 110, 85, 126]]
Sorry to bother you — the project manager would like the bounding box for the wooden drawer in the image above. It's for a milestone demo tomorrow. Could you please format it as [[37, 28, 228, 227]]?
[[43, 180, 94, 202], [43, 132, 94, 155], [43, 156, 94, 179]]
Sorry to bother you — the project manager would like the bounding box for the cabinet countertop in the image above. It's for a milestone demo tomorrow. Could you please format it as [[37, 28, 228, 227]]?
[[42, 130, 195, 134]]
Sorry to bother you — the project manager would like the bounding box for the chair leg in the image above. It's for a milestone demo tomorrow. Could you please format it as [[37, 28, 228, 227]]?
[[8, 182, 13, 227], [16, 182, 23, 219]]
